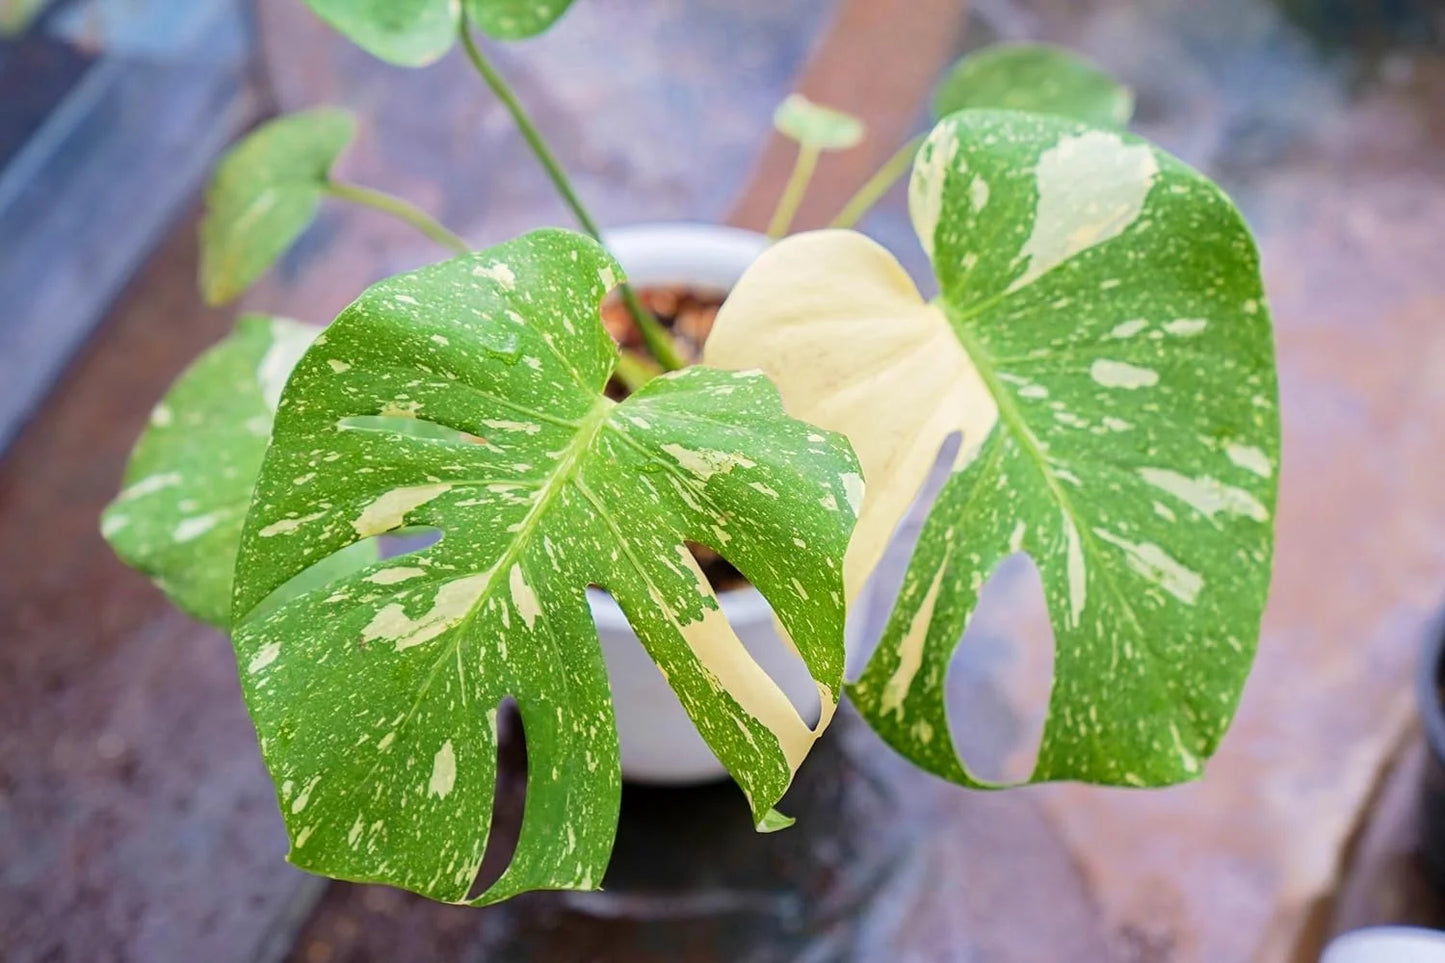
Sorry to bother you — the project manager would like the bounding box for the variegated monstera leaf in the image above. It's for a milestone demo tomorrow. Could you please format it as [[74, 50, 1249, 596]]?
[[102, 315, 373, 628], [706, 110, 1278, 788], [303, 0, 576, 66], [230, 229, 859, 903]]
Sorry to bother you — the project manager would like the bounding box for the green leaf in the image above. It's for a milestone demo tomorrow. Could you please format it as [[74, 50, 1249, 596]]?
[[756, 808, 795, 833], [465, 0, 576, 40], [933, 43, 1134, 129], [230, 229, 859, 903], [301, 0, 575, 63], [103, 315, 374, 628], [303, 0, 458, 66], [773, 94, 866, 152], [707, 111, 1277, 789], [200, 110, 355, 305]]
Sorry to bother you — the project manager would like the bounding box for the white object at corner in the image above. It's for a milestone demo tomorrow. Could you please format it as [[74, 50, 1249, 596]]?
[[1322, 927, 1445, 963], [592, 223, 867, 784]]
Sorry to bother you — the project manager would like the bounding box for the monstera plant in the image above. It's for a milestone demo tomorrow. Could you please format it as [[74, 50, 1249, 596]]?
[[102, 0, 1278, 908]]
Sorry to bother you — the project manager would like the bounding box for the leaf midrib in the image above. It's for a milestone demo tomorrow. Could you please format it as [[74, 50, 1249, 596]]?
[[303, 395, 615, 818]]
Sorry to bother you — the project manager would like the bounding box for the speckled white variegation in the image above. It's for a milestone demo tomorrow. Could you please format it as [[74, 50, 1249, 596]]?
[[230, 229, 860, 904]]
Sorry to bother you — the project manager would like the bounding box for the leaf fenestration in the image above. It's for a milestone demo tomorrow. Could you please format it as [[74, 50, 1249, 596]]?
[[200, 110, 356, 305], [231, 229, 859, 903], [933, 43, 1134, 128], [706, 111, 1278, 789]]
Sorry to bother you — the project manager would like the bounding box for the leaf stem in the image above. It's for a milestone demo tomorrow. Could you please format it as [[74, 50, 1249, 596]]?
[[766, 145, 820, 240], [828, 134, 923, 230], [616, 285, 686, 370], [613, 350, 660, 393], [458, 21, 685, 371], [324, 181, 469, 254]]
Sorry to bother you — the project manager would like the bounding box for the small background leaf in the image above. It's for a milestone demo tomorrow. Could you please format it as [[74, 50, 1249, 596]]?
[[231, 229, 858, 904], [466, 0, 576, 39], [102, 315, 374, 628], [933, 43, 1134, 128], [301, 0, 575, 62], [773, 93, 866, 151], [303, 0, 458, 66], [200, 110, 355, 305]]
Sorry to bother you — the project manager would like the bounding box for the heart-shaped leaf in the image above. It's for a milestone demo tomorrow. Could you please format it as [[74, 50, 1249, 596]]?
[[302, 0, 576, 65], [773, 94, 866, 152], [200, 110, 356, 305], [303, 0, 459, 66], [706, 111, 1278, 788], [934, 43, 1134, 128], [231, 229, 859, 903]]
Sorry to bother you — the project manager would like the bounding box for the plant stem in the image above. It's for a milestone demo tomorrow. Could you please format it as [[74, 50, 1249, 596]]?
[[766, 145, 820, 240], [458, 22, 685, 371], [613, 350, 660, 393], [325, 181, 469, 254], [459, 24, 599, 239], [615, 284, 686, 370], [828, 134, 923, 230]]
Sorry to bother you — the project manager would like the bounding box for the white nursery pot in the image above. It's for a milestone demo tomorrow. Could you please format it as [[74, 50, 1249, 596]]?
[[1322, 927, 1445, 963], [594, 222, 855, 784]]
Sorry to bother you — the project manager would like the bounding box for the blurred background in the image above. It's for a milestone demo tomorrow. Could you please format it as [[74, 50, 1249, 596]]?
[[4, 0, 1445, 960]]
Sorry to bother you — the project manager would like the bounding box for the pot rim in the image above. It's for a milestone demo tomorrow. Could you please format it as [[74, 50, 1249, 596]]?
[[601, 221, 769, 290]]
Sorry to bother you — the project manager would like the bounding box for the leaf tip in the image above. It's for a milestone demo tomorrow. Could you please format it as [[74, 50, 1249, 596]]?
[[756, 808, 795, 833]]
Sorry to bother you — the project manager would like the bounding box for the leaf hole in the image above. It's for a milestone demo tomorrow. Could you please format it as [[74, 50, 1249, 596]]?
[[683, 541, 748, 593], [337, 415, 488, 446], [945, 552, 1054, 784], [592, 573, 823, 786], [376, 525, 443, 559], [748, 593, 830, 727], [245, 527, 443, 622], [681, 550, 834, 729], [854, 431, 964, 671], [466, 697, 526, 900], [248, 537, 380, 620]]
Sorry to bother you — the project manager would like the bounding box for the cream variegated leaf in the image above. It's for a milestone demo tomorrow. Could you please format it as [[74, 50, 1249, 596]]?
[[231, 229, 858, 903], [706, 110, 1278, 788]]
